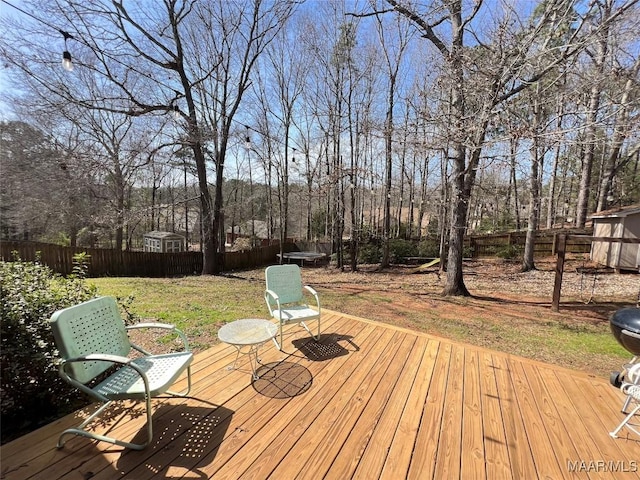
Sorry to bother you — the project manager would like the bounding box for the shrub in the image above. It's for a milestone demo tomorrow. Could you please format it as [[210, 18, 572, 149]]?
[[358, 243, 381, 264], [417, 240, 440, 258], [388, 238, 418, 263], [496, 244, 522, 260], [0, 254, 97, 443]]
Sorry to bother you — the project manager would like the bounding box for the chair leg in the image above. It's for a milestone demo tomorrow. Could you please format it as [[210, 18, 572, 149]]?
[[272, 318, 321, 349], [57, 395, 154, 450], [299, 318, 321, 341], [271, 322, 284, 350], [610, 403, 640, 438], [166, 366, 192, 397]]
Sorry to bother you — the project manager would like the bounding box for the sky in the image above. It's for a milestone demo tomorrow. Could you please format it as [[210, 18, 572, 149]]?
[[0, 1, 20, 121]]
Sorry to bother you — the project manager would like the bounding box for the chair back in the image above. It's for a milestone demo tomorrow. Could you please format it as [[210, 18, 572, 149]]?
[[50, 296, 131, 384], [265, 264, 304, 304]]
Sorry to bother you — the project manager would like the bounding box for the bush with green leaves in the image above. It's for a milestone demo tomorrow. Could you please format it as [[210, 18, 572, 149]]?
[[388, 238, 418, 263], [358, 243, 381, 264], [496, 244, 523, 260], [417, 240, 440, 258], [0, 254, 96, 442]]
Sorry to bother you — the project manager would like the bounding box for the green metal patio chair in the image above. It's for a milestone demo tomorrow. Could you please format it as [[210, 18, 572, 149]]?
[[610, 363, 640, 439], [49, 296, 193, 450], [265, 264, 321, 350]]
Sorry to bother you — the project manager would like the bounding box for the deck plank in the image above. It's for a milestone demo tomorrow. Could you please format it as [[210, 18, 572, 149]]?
[[349, 335, 429, 480], [492, 354, 538, 480], [323, 335, 425, 480], [2, 310, 639, 480], [407, 341, 452, 480], [479, 351, 512, 480], [379, 338, 440, 479], [267, 329, 404, 479], [434, 343, 465, 480], [508, 358, 568, 479], [461, 348, 486, 480]]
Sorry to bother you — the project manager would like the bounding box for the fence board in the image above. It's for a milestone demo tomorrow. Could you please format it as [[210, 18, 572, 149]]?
[[466, 230, 592, 257], [0, 241, 288, 277], [2, 231, 593, 278]]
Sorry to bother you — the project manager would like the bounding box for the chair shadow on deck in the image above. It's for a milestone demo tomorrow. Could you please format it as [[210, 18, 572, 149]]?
[[292, 333, 359, 362], [114, 401, 233, 479]]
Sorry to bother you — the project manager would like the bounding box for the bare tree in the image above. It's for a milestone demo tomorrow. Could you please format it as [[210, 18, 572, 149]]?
[[373, 8, 413, 267], [575, 0, 614, 226], [595, 56, 640, 211], [260, 15, 309, 256], [383, 0, 619, 295], [1, 0, 294, 272]]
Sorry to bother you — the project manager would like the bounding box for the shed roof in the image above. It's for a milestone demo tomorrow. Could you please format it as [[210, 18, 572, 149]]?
[[588, 204, 640, 220], [143, 230, 185, 239]]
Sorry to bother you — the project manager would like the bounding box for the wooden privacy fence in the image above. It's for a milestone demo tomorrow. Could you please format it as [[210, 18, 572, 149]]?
[[466, 230, 592, 257], [0, 241, 289, 277]]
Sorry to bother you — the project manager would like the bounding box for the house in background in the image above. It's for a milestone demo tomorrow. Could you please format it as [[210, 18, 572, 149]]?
[[143, 231, 186, 253], [589, 205, 640, 272], [226, 220, 271, 247]]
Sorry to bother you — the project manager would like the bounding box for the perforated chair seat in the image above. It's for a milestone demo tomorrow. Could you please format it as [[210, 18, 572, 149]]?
[[92, 352, 193, 400], [271, 305, 320, 323]]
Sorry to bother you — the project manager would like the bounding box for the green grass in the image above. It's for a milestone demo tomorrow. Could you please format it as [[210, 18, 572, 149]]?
[[89, 275, 632, 377], [91, 276, 266, 337]]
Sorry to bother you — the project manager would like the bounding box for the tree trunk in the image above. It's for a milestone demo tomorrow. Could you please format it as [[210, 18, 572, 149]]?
[[547, 89, 565, 229], [596, 58, 639, 211], [381, 81, 394, 268], [522, 145, 541, 272], [444, 154, 470, 296], [522, 92, 543, 272], [575, 1, 610, 227]]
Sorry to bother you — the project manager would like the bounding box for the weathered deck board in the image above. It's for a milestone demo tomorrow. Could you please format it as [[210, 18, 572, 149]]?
[[2, 310, 639, 480]]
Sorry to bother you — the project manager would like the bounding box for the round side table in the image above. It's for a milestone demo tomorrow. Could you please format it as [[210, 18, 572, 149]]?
[[218, 319, 278, 380]]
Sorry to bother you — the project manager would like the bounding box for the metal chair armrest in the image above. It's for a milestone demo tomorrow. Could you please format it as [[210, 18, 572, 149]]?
[[60, 354, 148, 401], [265, 289, 282, 314], [621, 383, 640, 400], [64, 353, 132, 365], [304, 285, 318, 296], [127, 322, 175, 331], [265, 289, 280, 302], [126, 323, 190, 354], [304, 285, 320, 307]]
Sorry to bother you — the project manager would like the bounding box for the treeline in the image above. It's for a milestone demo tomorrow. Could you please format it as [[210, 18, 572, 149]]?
[[1, 1, 638, 291]]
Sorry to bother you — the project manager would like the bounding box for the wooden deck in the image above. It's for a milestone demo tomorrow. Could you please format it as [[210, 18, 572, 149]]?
[[2, 311, 639, 479]]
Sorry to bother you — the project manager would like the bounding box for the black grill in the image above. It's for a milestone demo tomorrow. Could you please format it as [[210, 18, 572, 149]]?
[[610, 307, 640, 356]]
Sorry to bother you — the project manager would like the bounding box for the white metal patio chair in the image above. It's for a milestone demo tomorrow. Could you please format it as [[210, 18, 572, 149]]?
[[49, 296, 193, 450], [610, 363, 640, 439], [264, 264, 321, 350]]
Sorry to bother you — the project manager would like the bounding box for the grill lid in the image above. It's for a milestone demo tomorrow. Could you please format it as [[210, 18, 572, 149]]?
[[610, 307, 640, 335]]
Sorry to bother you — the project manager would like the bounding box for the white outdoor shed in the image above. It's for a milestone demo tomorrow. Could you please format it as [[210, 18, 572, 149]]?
[[589, 205, 640, 272], [143, 231, 185, 253]]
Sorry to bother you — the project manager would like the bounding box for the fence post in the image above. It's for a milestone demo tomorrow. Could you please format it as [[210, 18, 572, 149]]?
[[551, 234, 567, 312]]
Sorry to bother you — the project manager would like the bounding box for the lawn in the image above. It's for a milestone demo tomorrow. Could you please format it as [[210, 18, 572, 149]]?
[[89, 258, 638, 379]]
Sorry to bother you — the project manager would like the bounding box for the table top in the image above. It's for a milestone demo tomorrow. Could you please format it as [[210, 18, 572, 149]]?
[[218, 318, 278, 346]]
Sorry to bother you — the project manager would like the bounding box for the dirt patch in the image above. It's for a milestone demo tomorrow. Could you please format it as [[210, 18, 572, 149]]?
[[131, 255, 638, 377], [235, 255, 639, 377]]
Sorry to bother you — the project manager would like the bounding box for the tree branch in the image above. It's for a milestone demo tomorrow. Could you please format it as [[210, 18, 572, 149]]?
[[384, 0, 450, 57]]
